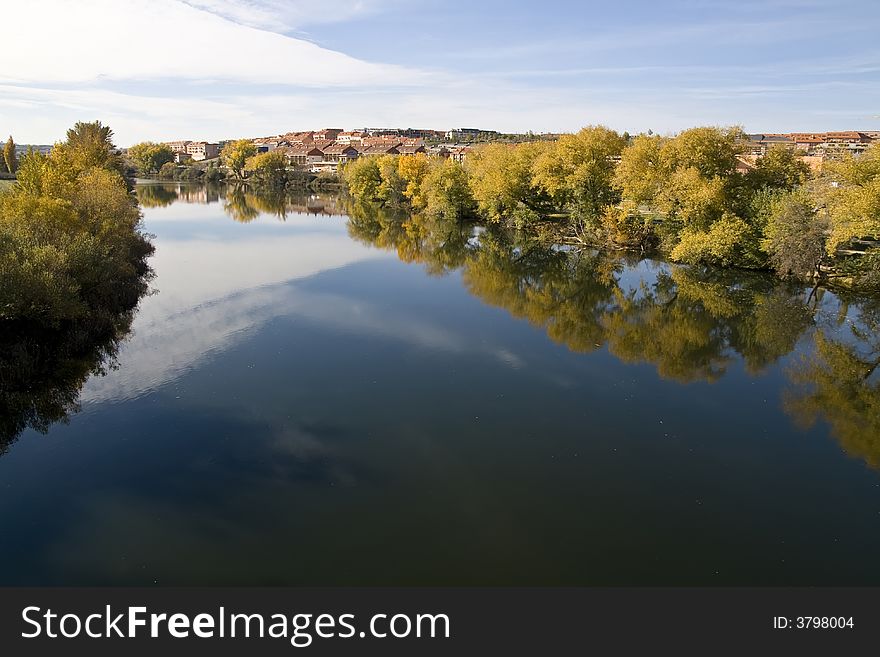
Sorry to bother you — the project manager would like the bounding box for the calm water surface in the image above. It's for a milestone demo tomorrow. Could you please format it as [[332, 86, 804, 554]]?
[[1, 183, 879, 585]]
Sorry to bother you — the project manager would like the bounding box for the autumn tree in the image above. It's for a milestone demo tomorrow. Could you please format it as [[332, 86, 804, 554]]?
[[0, 122, 153, 326], [341, 157, 382, 201], [244, 150, 288, 187], [127, 141, 174, 175], [820, 144, 880, 291], [466, 142, 553, 223], [397, 154, 432, 209], [531, 125, 626, 220], [59, 121, 126, 177], [421, 158, 476, 220], [3, 136, 16, 174], [745, 144, 810, 192], [221, 139, 258, 180]]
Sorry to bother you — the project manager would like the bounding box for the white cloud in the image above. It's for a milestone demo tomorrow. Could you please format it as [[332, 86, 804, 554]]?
[[3, 0, 415, 86], [179, 0, 397, 32]]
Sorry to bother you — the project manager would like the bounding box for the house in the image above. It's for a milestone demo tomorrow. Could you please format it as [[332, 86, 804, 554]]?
[[314, 128, 344, 141], [285, 145, 325, 167], [448, 146, 472, 162], [745, 134, 794, 157], [166, 140, 191, 153], [397, 144, 427, 156], [322, 144, 360, 163], [735, 155, 757, 174], [186, 141, 220, 160], [788, 134, 825, 153], [361, 145, 400, 157], [361, 136, 403, 149], [337, 131, 368, 145], [445, 128, 498, 140], [252, 138, 285, 151], [427, 145, 451, 158]]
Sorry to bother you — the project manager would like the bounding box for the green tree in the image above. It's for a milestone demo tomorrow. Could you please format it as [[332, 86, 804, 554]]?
[[59, 121, 125, 177], [614, 134, 667, 205], [221, 140, 258, 180], [0, 122, 153, 327], [158, 161, 178, 179], [127, 141, 174, 175], [397, 154, 432, 209], [761, 188, 828, 281], [421, 158, 476, 220], [466, 142, 553, 223], [531, 125, 626, 219], [3, 136, 15, 174], [340, 157, 382, 201], [244, 150, 288, 187], [746, 145, 810, 192]]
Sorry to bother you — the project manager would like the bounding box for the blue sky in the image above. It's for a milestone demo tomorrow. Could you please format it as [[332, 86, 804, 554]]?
[[2, 0, 878, 145]]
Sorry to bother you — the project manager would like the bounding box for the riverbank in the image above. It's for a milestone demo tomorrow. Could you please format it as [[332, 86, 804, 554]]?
[[338, 127, 880, 296]]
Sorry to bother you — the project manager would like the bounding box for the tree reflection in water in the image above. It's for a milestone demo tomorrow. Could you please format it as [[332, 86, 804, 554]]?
[[4, 189, 878, 471], [0, 313, 136, 454], [345, 199, 880, 469]]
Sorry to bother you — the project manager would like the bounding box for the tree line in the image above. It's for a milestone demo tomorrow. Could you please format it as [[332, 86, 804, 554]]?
[[126, 139, 319, 187], [340, 126, 880, 295], [0, 122, 154, 448]]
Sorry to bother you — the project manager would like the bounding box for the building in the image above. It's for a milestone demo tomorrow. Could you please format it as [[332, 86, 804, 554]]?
[[322, 144, 360, 163], [445, 128, 498, 140], [397, 144, 428, 156], [448, 146, 472, 162], [822, 131, 873, 159], [427, 145, 451, 158], [313, 128, 344, 141], [361, 144, 400, 157], [166, 140, 191, 153], [745, 134, 795, 156], [173, 151, 192, 163], [337, 131, 368, 145], [185, 141, 220, 160], [285, 145, 325, 167]]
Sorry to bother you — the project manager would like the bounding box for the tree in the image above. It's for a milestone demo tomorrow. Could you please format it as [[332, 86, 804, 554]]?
[[761, 188, 827, 280], [822, 145, 880, 251], [466, 142, 552, 223], [746, 144, 810, 192], [531, 125, 626, 219], [341, 157, 382, 201], [397, 154, 432, 208], [127, 141, 174, 175], [662, 126, 743, 179], [3, 136, 15, 174], [60, 121, 125, 176], [221, 140, 258, 180], [818, 144, 880, 291], [376, 155, 407, 207], [421, 158, 476, 220], [0, 122, 153, 327], [614, 134, 666, 205], [244, 150, 288, 187]]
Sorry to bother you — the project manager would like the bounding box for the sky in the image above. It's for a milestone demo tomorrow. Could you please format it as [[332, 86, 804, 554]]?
[[1, 0, 879, 145]]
